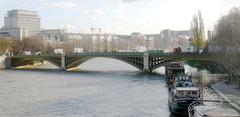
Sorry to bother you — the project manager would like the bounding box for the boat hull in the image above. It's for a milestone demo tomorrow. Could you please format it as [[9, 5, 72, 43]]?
[[169, 98, 195, 115]]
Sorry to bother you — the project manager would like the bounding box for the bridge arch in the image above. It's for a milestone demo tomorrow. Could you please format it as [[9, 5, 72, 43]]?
[[10, 56, 62, 68], [148, 56, 182, 72], [43, 58, 62, 68], [66, 56, 144, 71]]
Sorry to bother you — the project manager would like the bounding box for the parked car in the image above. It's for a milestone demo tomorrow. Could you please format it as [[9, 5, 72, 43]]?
[[173, 47, 182, 53]]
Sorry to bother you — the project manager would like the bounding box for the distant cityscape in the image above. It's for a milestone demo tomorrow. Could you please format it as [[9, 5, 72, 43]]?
[[0, 9, 213, 53]]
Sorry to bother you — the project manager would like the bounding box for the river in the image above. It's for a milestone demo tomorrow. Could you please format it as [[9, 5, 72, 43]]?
[[0, 57, 177, 117]]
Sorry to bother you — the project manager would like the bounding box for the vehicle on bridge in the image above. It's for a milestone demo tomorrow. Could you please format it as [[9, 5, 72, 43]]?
[[173, 47, 182, 53], [24, 51, 32, 55], [54, 49, 64, 54], [34, 52, 41, 55], [73, 48, 84, 53]]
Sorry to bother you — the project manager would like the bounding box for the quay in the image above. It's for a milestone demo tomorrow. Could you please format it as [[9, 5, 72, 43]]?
[[212, 81, 240, 112]]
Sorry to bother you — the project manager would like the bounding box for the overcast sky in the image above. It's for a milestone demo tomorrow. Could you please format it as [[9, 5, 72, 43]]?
[[0, 0, 240, 34]]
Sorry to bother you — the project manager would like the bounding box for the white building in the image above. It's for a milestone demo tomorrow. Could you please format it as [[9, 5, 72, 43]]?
[[67, 33, 83, 51], [105, 34, 118, 52], [0, 9, 40, 40], [0, 27, 28, 39], [160, 29, 190, 51], [129, 32, 145, 51], [41, 29, 66, 47]]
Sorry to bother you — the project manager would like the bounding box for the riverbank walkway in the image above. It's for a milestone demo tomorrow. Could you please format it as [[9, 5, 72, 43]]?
[[212, 81, 240, 112]]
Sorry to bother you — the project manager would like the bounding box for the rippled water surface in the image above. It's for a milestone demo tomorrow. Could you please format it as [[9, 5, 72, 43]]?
[[0, 58, 173, 117]]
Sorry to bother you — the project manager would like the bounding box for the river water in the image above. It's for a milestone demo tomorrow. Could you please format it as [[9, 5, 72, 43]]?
[[0, 57, 177, 117]]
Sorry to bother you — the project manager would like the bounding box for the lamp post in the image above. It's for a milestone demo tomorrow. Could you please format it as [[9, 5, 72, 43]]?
[[146, 38, 150, 51], [104, 34, 107, 52]]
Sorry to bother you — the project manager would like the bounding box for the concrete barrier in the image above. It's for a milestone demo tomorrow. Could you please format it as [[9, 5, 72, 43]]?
[[0, 55, 6, 69]]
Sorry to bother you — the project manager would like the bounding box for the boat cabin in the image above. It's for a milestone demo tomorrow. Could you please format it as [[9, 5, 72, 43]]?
[[173, 74, 192, 83], [173, 75, 194, 88], [173, 87, 200, 98], [165, 62, 185, 84], [169, 87, 201, 114]]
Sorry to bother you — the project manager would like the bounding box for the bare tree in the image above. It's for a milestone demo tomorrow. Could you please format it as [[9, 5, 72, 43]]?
[[0, 36, 45, 55], [0, 38, 13, 54], [19, 37, 44, 53], [43, 43, 54, 54], [210, 7, 240, 86]]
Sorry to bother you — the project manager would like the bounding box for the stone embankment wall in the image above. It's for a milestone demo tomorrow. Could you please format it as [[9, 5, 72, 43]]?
[[0, 56, 6, 69]]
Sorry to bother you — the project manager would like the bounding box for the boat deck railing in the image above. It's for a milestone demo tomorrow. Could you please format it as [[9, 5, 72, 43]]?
[[188, 100, 228, 117]]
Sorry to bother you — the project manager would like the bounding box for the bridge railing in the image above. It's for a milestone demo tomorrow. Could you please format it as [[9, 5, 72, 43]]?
[[67, 52, 145, 56], [148, 52, 206, 56], [11, 52, 210, 58], [11, 53, 61, 58]]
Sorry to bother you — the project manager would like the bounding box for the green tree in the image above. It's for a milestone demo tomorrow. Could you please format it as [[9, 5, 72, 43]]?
[[190, 10, 206, 52]]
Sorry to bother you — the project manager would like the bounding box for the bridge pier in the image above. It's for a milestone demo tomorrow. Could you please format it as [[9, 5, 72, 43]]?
[[5, 56, 12, 69], [143, 52, 150, 72], [61, 54, 66, 71]]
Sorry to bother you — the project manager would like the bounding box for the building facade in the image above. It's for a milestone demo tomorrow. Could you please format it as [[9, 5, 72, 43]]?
[[41, 29, 66, 47], [0, 9, 40, 40], [160, 29, 190, 52]]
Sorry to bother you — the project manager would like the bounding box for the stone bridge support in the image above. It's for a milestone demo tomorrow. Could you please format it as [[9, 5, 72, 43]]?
[[0, 56, 7, 69], [143, 52, 150, 72], [61, 54, 66, 70], [3, 56, 12, 69]]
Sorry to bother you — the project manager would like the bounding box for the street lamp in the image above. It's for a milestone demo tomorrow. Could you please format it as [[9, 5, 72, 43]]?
[[146, 38, 150, 51]]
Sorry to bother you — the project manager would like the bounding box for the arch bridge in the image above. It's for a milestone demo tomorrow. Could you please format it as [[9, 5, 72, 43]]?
[[7, 52, 212, 72]]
